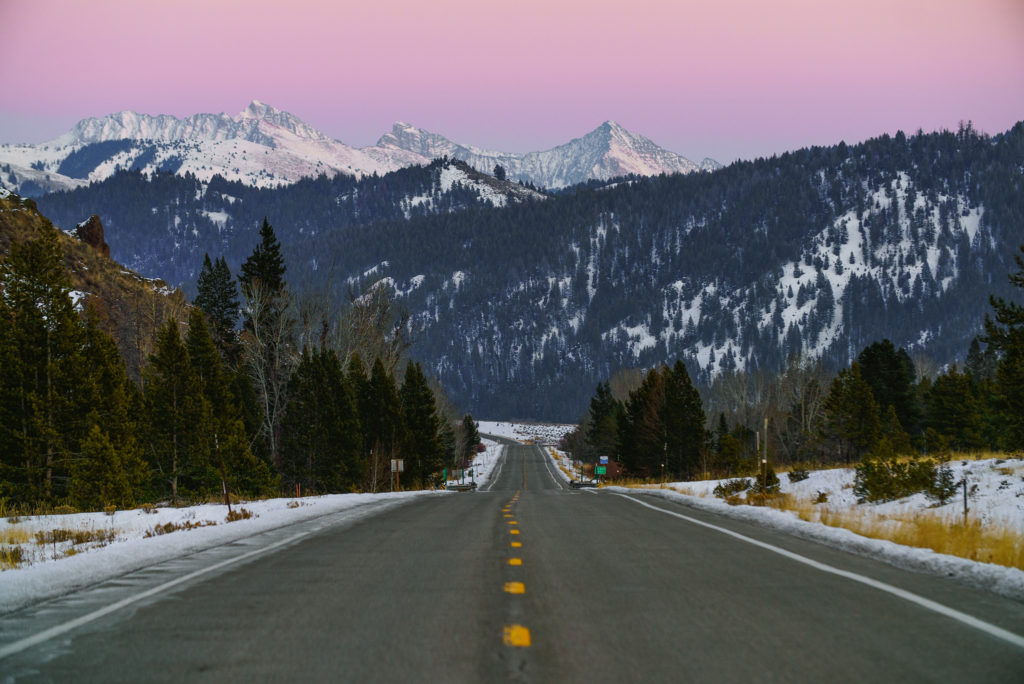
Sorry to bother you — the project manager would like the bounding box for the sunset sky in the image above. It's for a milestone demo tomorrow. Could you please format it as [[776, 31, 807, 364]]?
[[1, 0, 1022, 163]]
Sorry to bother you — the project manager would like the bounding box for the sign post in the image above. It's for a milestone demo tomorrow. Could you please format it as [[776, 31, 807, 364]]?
[[391, 459, 404, 491]]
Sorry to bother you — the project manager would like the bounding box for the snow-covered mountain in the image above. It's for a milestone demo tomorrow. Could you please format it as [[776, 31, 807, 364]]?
[[378, 120, 718, 188], [0, 102, 716, 195], [35, 122, 1024, 420], [0, 101, 426, 194]]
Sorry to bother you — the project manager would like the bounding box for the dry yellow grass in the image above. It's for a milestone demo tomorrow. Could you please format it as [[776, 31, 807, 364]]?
[[768, 497, 1024, 570], [0, 525, 31, 545]]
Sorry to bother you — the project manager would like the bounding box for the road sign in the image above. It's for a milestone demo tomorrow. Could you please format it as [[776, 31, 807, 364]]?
[[595, 465, 607, 475], [599, 456, 609, 465], [391, 459, 404, 473]]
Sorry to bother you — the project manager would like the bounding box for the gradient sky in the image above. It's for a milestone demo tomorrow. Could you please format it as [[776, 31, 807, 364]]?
[[1, 0, 1022, 163]]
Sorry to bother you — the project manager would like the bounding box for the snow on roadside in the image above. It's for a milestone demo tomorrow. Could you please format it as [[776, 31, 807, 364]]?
[[446, 437, 505, 487], [0, 490, 442, 614], [608, 457, 1024, 600]]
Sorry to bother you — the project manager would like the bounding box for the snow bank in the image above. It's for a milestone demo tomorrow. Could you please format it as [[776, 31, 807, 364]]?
[[0, 490, 442, 614], [608, 456, 1024, 600], [446, 437, 505, 487]]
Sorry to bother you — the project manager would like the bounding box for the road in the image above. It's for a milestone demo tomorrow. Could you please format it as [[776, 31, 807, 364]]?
[[2, 442, 1023, 682]]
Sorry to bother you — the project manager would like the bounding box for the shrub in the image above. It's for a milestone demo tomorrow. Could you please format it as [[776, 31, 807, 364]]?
[[926, 463, 958, 505], [144, 520, 216, 537], [713, 478, 751, 499], [750, 467, 781, 494], [34, 528, 117, 546], [814, 490, 829, 504], [788, 467, 810, 483], [225, 507, 254, 523], [854, 457, 937, 503]]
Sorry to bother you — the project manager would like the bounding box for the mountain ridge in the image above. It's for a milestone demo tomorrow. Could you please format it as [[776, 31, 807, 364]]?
[[0, 101, 716, 194], [33, 121, 1024, 419]]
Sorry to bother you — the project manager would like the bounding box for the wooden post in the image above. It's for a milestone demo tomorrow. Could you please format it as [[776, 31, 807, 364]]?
[[963, 477, 969, 526]]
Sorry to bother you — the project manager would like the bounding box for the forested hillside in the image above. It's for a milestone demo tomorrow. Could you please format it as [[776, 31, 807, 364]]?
[[34, 123, 1024, 420]]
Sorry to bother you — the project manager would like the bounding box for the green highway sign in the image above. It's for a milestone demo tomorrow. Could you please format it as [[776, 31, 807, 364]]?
[[595, 466, 607, 475]]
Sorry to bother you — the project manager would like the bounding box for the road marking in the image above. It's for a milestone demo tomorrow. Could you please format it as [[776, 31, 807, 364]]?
[[0, 530, 311, 661], [503, 582, 526, 594], [481, 447, 510, 492], [503, 624, 531, 647], [510, 529, 520, 535], [507, 520, 517, 525], [538, 445, 569, 490], [503, 514, 513, 518], [510, 541, 522, 548], [508, 558, 522, 566], [615, 493, 1024, 650]]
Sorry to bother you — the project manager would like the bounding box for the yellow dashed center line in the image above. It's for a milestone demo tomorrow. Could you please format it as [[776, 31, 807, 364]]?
[[503, 514, 513, 518], [510, 529, 520, 535], [510, 541, 522, 548], [503, 624, 531, 647], [503, 581, 525, 594], [508, 558, 522, 566], [508, 520, 517, 525]]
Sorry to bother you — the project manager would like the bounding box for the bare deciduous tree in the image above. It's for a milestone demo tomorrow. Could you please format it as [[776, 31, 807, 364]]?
[[241, 281, 297, 468]]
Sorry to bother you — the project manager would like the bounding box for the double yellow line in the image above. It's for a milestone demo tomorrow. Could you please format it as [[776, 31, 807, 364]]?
[[502, 489, 530, 647]]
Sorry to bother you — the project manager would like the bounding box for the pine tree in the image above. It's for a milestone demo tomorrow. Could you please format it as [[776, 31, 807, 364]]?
[[984, 245, 1024, 449], [185, 308, 274, 498], [662, 361, 705, 479], [280, 348, 360, 493], [585, 382, 620, 460], [458, 413, 480, 470], [195, 254, 240, 363], [0, 229, 90, 504], [363, 358, 404, 490], [820, 363, 881, 461], [856, 340, 920, 437], [925, 365, 986, 452], [619, 367, 666, 477], [239, 218, 286, 301], [72, 307, 147, 507], [399, 361, 443, 488], [69, 425, 142, 510], [143, 319, 215, 503]]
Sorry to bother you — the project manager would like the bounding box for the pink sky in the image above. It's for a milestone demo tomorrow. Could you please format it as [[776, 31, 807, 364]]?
[[1, 0, 1022, 162]]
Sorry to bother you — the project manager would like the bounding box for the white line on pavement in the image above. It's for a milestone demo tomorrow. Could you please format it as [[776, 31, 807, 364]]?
[[0, 531, 313, 661], [614, 493, 1024, 650]]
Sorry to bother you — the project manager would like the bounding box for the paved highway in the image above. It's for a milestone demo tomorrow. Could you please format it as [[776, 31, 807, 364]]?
[[2, 442, 1023, 681]]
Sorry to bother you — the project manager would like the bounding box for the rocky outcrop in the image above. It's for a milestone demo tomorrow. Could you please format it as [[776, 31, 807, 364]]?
[[75, 215, 110, 258]]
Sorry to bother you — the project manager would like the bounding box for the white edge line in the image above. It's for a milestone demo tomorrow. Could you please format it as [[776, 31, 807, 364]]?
[[614, 493, 1024, 650], [538, 445, 569, 490], [481, 446, 508, 492], [0, 530, 313, 660]]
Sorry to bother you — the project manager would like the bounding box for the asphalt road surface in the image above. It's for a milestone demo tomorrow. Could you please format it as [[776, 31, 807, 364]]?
[[2, 441, 1023, 682]]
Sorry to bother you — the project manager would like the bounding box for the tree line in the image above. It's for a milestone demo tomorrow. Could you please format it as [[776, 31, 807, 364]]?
[[566, 244, 1024, 478], [0, 218, 478, 511]]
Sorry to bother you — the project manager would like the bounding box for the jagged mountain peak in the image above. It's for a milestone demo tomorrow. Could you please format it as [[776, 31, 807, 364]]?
[[237, 100, 327, 142]]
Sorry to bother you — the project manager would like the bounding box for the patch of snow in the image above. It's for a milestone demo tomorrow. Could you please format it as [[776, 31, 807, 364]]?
[[0, 490, 444, 614]]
